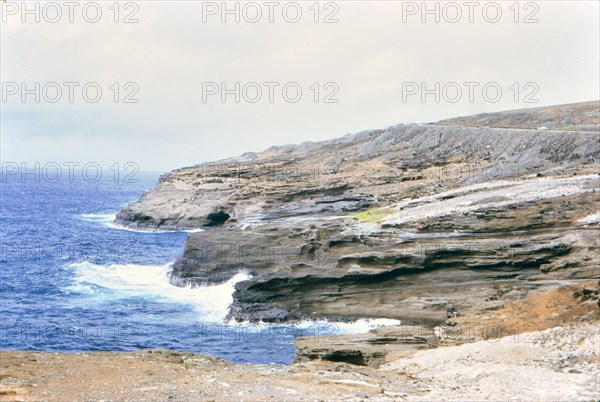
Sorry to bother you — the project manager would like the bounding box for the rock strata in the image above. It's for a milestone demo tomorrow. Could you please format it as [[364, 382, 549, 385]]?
[[116, 101, 600, 323]]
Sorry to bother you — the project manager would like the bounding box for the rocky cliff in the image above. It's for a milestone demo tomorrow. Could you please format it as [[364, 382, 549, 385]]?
[[436, 100, 599, 131], [116, 101, 600, 323]]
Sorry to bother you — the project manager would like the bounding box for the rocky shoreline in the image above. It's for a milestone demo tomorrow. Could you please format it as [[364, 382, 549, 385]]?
[[116, 101, 599, 325], [2, 282, 598, 401], [2, 101, 599, 401]]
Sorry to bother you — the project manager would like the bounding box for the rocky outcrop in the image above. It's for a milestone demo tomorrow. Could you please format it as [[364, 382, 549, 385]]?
[[222, 188, 599, 323], [117, 101, 600, 324], [294, 281, 600, 369], [294, 325, 436, 367], [115, 112, 599, 231], [436, 100, 600, 131]]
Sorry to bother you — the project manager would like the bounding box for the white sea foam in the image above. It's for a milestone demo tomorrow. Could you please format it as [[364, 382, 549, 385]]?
[[63, 260, 399, 334], [64, 262, 250, 321], [226, 318, 402, 336], [78, 213, 117, 223], [294, 318, 401, 335]]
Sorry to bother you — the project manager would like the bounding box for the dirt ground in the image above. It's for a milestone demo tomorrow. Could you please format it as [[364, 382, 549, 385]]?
[[0, 350, 407, 401], [439, 280, 600, 344]]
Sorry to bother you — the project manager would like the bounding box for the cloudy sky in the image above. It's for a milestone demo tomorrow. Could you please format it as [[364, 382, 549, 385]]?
[[1, 1, 599, 172]]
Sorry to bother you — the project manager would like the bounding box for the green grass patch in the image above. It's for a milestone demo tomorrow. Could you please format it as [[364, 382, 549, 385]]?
[[353, 208, 392, 223]]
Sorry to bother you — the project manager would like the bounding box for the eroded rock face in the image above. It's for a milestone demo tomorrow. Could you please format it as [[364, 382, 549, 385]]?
[[115, 119, 599, 231], [294, 326, 436, 368], [116, 102, 600, 324], [221, 189, 598, 323]]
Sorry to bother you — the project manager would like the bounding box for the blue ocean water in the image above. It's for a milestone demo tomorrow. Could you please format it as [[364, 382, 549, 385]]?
[[0, 171, 297, 363], [0, 170, 398, 363]]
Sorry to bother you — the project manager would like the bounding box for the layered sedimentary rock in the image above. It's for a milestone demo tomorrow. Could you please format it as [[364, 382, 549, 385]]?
[[116, 101, 600, 323], [294, 325, 437, 368]]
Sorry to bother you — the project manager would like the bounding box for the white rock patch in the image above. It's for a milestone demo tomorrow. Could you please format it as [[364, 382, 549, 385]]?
[[578, 212, 600, 225], [382, 323, 600, 401], [382, 175, 599, 226]]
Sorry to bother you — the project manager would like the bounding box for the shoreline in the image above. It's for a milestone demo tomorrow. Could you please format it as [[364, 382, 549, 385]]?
[[2, 282, 598, 401]]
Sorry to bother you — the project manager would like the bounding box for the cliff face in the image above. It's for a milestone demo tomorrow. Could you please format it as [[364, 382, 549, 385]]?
[[116, 101, 600, 323]]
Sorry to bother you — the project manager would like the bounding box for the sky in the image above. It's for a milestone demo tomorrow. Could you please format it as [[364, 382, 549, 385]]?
[[1, 0, 599, 173]]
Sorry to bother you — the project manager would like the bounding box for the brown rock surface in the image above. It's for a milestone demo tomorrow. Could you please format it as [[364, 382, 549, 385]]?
[[115, 102, 600, 323]]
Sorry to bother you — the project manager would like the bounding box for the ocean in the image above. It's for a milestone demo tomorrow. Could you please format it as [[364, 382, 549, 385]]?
[[0, 171, 398, 364]]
